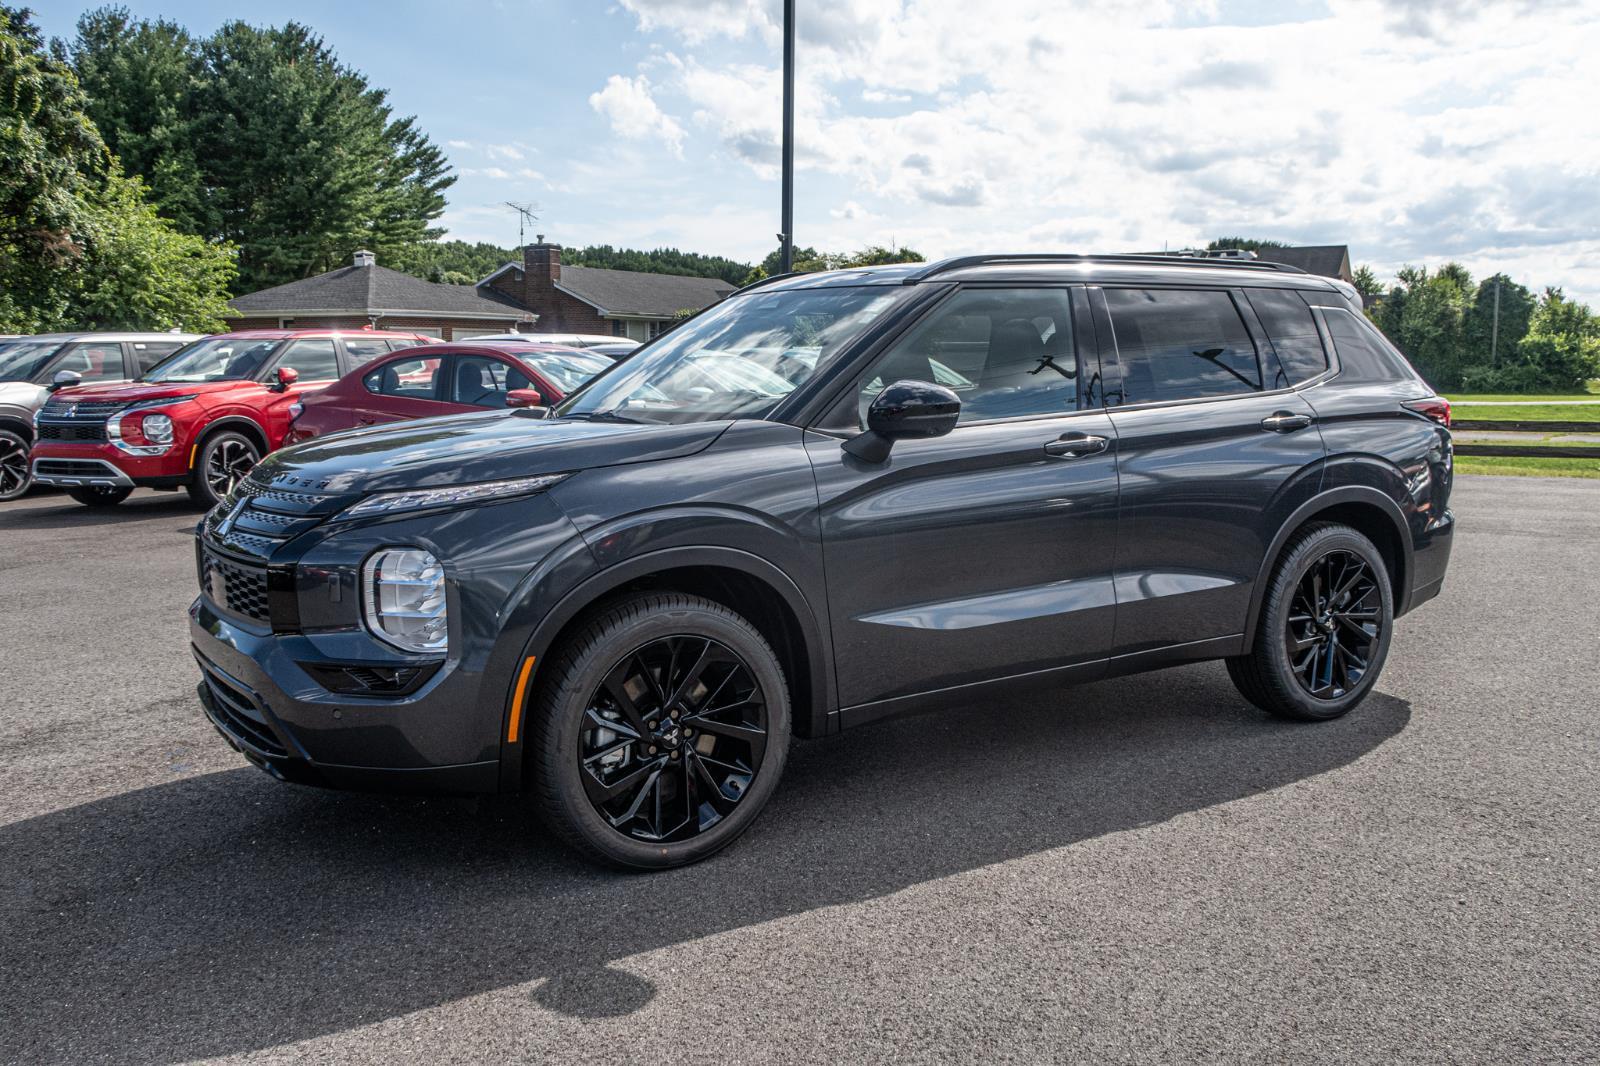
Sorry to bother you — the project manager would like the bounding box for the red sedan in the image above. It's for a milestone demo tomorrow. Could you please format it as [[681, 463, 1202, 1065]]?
[[284, 342, 612, 445]]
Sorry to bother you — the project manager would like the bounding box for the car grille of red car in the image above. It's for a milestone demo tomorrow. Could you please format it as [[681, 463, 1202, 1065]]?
[[36, 422, 108, 442]]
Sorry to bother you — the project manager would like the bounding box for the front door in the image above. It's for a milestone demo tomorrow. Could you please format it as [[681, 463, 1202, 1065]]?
[[807, 285, 1120, 716], [1093, 285, 1327, 655]]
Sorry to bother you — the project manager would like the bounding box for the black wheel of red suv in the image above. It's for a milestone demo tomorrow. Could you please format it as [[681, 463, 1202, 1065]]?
[[66, 486, 132, 507], [189, 430, 260, 508], [529, 592, 791, 869], [0, 429, 30, 501], [1227, 522, 1394, 722]]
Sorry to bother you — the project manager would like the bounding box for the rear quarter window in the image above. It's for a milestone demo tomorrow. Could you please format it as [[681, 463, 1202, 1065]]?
[[1318, 307, 1418, 385], [1246, 288, 1328, 387]]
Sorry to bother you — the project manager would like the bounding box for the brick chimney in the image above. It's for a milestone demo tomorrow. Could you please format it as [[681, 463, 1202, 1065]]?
[[520, 237, 563, 327]]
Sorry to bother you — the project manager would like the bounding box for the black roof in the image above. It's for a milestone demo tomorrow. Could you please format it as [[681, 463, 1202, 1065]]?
[[545, 266, 734, 317], [230, 264, 528, 319]]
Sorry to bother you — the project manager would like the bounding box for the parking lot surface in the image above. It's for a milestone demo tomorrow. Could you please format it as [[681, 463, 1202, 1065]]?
[[1, 476, 1596, 1064]]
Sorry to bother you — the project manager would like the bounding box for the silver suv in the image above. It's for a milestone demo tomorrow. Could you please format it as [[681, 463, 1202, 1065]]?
[[0, 331, 201, 500]]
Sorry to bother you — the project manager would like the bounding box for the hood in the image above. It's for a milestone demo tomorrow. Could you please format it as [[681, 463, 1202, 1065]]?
[[254, 411, 733, 494], [51, 379, 253, 403], [0, 380, 46, 411]]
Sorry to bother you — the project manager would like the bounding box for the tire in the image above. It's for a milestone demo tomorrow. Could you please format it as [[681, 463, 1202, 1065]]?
[[67, 486, 132, 508], [529, 592, 792, 869], [1227, 522, 1394, 722], [0, 429, 30, 501], [188, 429, 261, 508]]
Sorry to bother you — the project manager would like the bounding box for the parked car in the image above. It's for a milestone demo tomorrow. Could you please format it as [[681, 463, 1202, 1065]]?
[[30, 329, 435, 509], [189, 253, 1454, 870], [465, 332, 639, 353], [0, 331, 201, 501], [579, 342, 643, 361], [283, 342, 613, 445]]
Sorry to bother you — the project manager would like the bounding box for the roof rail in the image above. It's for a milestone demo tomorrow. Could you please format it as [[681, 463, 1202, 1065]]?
[[731, 270, 804, 295], [904, 252, 1309, 283]]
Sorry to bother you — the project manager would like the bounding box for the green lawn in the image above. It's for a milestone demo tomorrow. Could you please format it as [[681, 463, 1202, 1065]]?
[[1451, 404, 1600, 423], [1444, 390, 1600, 403], [1456, 455, 1600, 478]]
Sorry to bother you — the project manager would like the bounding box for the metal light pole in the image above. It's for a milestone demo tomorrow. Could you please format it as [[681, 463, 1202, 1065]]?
[[1490, 276, 1502, 365], [779, 0, 795, 274]]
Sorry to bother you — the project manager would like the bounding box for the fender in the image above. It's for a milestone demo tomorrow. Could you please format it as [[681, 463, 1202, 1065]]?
[[0, 409, 35, 442], [191, 414, 271, 460], [491, 541, 834, 792], [1240, 482, 1412, 653]]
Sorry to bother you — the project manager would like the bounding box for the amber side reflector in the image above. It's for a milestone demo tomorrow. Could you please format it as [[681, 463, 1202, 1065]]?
[[189, 443, 199, 468], [507, 656, 537, 743]]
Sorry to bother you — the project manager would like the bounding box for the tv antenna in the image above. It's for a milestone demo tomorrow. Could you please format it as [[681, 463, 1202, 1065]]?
[[504, 201, 540, 246]]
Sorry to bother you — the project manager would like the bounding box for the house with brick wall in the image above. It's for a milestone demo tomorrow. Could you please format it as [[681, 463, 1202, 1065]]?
[[226, 243, 735, 342]]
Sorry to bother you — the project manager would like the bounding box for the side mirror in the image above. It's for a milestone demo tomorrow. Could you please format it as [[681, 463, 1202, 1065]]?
[[842, 379, 961, 462], [48, 370, 82, 393], [272, 366, 299, 392], [506, 387, 546, 409]]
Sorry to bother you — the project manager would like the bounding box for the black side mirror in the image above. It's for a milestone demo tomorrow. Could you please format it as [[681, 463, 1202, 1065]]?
[[842, 379, 961, 462], [48, 370, 82, 393]]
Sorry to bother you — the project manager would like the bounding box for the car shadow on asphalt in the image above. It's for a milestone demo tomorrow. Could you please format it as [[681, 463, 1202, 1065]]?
[[0, 666, 1410, 1064], [0, 491, 204, 531]]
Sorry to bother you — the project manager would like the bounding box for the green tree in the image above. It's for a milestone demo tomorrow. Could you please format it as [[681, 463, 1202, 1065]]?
[[1368, 263, 1475, 389], [1462, 273, 1535, 368], [1485, 288, 1600, 392], [1207, 237, 1288, 252], [1352, 265, 1383, 300]]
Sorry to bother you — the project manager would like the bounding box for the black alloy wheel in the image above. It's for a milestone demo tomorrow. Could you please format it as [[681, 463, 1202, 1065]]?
[[0, 429, 29, 501], [190, 431, 260, 508], [1285, 548, 1382, 700], [530, 592, 791, 869], [1227, 522, 1393, 722], [580, 635, 769, 843]]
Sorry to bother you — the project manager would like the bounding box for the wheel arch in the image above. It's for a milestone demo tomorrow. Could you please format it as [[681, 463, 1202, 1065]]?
[[496, 544, 834, 793], [1241, 484, 1413, 653], [193, 416, 269, 465], [0, 408, 35, 444]]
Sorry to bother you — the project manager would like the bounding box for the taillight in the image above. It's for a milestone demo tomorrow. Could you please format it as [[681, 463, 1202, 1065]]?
[[1403, 397, 1451, 428]]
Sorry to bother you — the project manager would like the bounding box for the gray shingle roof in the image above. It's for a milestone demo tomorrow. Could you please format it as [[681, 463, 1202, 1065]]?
[[230, 264, 528, 318], [1258, 245, 1351, 280], [553, 266, 735, 317]]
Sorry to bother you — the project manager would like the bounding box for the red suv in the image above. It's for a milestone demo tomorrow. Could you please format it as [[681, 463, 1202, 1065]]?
[[30, 329, 436, 508], [283, 342, 612, 444]]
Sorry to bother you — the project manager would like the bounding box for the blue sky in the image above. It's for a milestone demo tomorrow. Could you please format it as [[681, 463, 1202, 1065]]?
[[33, 0, 1600, 301]]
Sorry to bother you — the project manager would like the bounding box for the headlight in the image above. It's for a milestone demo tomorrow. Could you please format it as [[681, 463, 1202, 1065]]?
[[362, 548, 447, 654], [340, 473, 569, 520], [143, 414, 174, 444]]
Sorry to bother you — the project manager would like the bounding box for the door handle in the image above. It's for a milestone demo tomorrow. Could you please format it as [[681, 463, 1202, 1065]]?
[[1261, 411, 1313, 433], [1044, 432, 1109, 458]]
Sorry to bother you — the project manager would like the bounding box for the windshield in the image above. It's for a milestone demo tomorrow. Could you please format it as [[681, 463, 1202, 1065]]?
[[516, 348, 613, 393], [561, 285, 907, 423], [0, 341, 65, 383], [145, 337, 281, 383]]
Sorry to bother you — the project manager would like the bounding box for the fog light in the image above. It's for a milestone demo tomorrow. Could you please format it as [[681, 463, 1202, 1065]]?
[[362, 549, 447, 653], [143, 413, 174, 444]]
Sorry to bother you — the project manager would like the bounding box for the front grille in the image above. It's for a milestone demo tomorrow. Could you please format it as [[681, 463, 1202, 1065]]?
[[200, 479, 344, 562], [36, 423, 108, 442], [202, 550, 270, 623], [33, 458, 123, 479], [40, 399, 127, 419], [196, 656, 288, 758]]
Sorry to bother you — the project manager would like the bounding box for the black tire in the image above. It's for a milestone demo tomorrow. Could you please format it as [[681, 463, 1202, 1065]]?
[[1227, 522, 1394, 722], [0, 429, 30, 501], [529, 592, 791, 869], [66, 486, 132, 508], [188, 429, 260, 508]]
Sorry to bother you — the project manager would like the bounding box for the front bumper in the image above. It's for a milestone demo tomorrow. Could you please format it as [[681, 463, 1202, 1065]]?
[[190, 597, 500, 795], [31, 440, 189, 488]]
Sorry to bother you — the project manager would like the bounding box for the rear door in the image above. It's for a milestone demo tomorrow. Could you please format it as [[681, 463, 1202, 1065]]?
[[807, 285, 1120, 717], [355, 353, 455, 427], [1094, 284, 1326, 656]]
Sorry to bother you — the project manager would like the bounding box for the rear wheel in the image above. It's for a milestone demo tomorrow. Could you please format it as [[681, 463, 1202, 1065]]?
[[188, 430, 260, 508], [66, 486, 132, 508], [0, 429, 30, 501], [1227, 522, 1394, 721], [529, 592, 791, 869]]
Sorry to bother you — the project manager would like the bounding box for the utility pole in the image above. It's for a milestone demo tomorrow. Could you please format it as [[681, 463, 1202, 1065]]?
[[779, 0, 795, 274], [1490, 276, 1502, 365]]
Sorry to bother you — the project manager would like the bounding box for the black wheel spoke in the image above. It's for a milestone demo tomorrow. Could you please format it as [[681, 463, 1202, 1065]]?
[[1283, 547, 1382, 702]]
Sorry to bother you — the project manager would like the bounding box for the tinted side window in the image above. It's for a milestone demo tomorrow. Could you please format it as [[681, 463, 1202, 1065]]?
[[343, 338, 392, 366], [1247, 288, 1328, 387], [1103, 288, 1261, 404], [132, 341, 183, 374], [853, 287, 1078, 426], [1320, 307, 1415, 384], [277, 339, 339, 381], [363, 357, 442, 399], [56, 342, 127, 382], [449, 355, 525, 407]]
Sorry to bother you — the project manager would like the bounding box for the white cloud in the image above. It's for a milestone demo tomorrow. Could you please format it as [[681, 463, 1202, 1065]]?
[[603, 0, 1600, 301], [484, 143, 526, 161], [588, 74, 687, 158]]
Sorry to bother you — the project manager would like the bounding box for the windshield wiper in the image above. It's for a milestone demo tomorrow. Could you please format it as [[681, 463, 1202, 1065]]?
[[566, 408, 641, 424]]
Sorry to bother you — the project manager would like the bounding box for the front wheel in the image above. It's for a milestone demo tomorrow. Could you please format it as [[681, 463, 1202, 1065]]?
[[0, 429, 31, 501], [66, 486, 132, 508], [529, 592, 791, 869], [1227, 522, 1394, 721], [188, 430, 261, 508]]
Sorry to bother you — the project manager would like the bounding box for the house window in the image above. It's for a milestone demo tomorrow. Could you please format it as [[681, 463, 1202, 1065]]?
[[611, 320, 628, 337], [648, 319, 670, 339]]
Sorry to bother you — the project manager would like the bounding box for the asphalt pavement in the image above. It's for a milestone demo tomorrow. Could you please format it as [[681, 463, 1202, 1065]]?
[[1, 476, 1596, 1064]]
